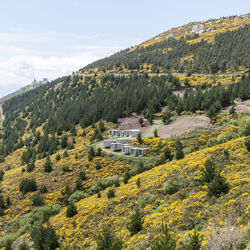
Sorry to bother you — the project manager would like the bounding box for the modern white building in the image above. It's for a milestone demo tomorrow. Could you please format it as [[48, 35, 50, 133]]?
[[138, 148, 147, 157], [103, 139, 115, 148], [108, 129, 141, 138], [129, 130, 141, 137], [111, 142, 122, 151], [104, 129, 146, 156], [122, 144, 133, 155], [117, 138, 132, 144], [130, 147, 139, 156]]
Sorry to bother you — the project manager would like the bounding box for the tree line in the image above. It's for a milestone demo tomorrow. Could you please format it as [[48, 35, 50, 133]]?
[[0, 73, 249, 159], [81, 25, 250, 73]]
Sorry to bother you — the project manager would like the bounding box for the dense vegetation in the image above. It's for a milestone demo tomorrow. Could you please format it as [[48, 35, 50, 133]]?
[[0, 73, 249, 160], [0, 15, 249, 249], [81, 25, 250, 73]]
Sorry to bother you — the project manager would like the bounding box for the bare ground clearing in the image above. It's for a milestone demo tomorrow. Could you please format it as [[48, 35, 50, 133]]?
[[117, 113, 211, 139], [223, 99, 250, 113], [158, 116, 211, 139], [118, 113, 149, 131]]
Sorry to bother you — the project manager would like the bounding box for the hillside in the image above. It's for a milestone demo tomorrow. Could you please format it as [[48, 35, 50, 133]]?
[[80, 14, 250, 74], [0, 14, 249, 250], [0, 79, 48, 104]]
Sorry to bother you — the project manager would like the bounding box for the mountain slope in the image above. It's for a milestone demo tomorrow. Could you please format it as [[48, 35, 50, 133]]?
[[80, 14, 250, 74], [0, 14, 249, 250]]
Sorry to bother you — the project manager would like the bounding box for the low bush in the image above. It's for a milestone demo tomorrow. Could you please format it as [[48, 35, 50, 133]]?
[[96, 224, 123, 250], [163, 181, 179, 195], [19, 178, 37, 194], [107, 189, 115, 199], [31, 193, 45, 206], [138, 192, 156, 208], [68, 191, 85, 204], [216, 132, 238, 144], [89, 176, 120, 194], [126, 207, 143, 235], [30, 223, 59, 250], [66, 204, 78, 218]]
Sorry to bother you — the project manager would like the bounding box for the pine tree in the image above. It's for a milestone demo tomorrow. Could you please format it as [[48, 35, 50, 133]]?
[[30, 223, 59, 250], [151, 223, 177, 250], [44, 156, 52, 173], [66, 204, 78, 218], [126, 207, 143, 235]]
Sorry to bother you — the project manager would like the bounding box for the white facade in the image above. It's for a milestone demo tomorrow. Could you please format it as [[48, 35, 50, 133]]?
[[130, 130, 141, 137], [138, 148, 147, 157], [117, 138, 132, 144], [122, 145, 133, 155], [111, 142, 122, 151], [103, 139, 115, 148], [130, 147, 139, 156], [108, 129, 141, 138]]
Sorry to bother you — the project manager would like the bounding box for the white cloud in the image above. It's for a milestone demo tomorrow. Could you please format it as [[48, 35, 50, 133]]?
[[0, 53, 99, 90], [0, 30, 120, 98]]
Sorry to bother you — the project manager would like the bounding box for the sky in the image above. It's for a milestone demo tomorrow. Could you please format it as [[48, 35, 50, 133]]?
[[0, 0, 249, 98]]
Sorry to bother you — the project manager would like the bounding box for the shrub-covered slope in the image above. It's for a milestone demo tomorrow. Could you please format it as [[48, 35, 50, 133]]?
[[80, 14, 250, 74]]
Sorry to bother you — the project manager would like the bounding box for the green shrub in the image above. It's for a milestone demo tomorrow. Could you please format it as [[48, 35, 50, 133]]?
[[90, 176, 120, 194], [0, 170, 4, 181], [200, 159, 217, 183], [39, 184, 48, 194], [62, 166, 70, 172], [31, 193, 45, 206], [208, 174, 230, 197], [95, 162, 102, 170], [163, 147, 173, 161], [139, 117, 144, 127], [17, 205, 61, 235], [136, 133, 143, 144], [151, 223, 177, 250], [44, 156, 52, 173], [0, 235, 15, 249], [236, 239, 248, 250], [184, 229, 203, 250], [30, 223, 59, 250], [79, 171, 86, 181], [123, 171, 131, 184], [136, 178, 141, 188], [19, 242, 30, 250], [239, 120, 250, 136], [19, 178, 37, 194], [96, 224, 123, 250], [0, 208, 4, 216], [245, 139, 250, 151], [163, 181, 179, 195], [107, 189, 115, 199], [66, 204, 78, 218], [88, 146, 95, 161], [68, 191, 85, 204], [0, 155, 4, 163], [216, 132, 238, 143], [6, 196, 11, 207], [96, 147, 102, 156], [74, 178, 82, 191], [126, 207, 143, 235], [63, 151, 68, 158], [55, 154, 61, 161], [175, 148, 184, 160], [138, 192, 155, 208], [153, 128, 158, 137], [26, 162, 35, 172]]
